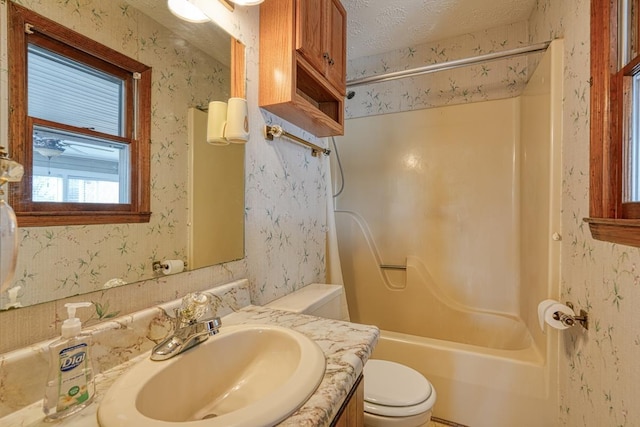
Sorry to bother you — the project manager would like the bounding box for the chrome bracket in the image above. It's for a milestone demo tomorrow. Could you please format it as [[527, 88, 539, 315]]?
[[565, 302, 589, 330]]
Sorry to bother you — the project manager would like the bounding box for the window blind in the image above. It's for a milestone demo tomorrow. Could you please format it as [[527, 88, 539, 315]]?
[[27, 44, 125, 137]]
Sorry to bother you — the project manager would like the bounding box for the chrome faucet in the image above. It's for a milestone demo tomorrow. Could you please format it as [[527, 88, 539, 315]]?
[[151, 292, 221, 361]]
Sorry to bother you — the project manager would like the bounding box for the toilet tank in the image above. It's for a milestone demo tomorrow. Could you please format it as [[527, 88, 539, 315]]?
[[266, 284, 349, 321]]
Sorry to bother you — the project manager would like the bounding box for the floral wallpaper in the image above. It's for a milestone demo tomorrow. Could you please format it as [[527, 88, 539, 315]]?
[[0, 0, 637, 425], [0, 0, 232, 308], [347, 1, 640, 426], [0, 0, 328, 352], [529, 1, 640, 426], [345, 20, 534, 119]]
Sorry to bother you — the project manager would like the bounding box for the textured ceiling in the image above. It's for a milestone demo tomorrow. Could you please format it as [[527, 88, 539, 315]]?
[[344, 0, 538, 60]]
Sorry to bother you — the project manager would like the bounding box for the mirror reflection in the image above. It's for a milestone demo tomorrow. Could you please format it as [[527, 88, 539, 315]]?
[[28, 40, 130, 204], [0, 0, 245, 310], [32, 126, 129, 204]]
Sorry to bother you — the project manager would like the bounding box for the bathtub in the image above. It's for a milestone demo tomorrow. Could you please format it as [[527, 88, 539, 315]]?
[[371, 329, 555, 427], [337, 215, 558, 426], [339, 249, 557, 426]]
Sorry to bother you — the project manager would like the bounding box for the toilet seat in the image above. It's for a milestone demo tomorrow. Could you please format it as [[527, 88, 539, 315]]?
[[363, 360, 436, 418]]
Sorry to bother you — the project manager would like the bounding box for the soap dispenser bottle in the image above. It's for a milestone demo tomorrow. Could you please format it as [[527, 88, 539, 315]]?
[[43, 302, 96, 421]]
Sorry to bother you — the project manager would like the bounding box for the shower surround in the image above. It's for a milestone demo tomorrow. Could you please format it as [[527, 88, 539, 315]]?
[[335, 39, 563, 426]]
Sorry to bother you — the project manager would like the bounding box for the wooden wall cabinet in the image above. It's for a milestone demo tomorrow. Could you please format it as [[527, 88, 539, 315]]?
[[259, 0, 346, 137], [296, 0, 346, 92], [331, 375, 364, 427]]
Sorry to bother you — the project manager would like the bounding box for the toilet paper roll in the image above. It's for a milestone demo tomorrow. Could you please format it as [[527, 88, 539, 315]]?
[[162, 259, 185, 275], [537, 299, 556, 331], [538, 299, 575, 331]]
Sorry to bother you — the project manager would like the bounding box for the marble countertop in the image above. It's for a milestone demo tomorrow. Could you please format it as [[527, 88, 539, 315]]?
[[1, 305, 379, 427]]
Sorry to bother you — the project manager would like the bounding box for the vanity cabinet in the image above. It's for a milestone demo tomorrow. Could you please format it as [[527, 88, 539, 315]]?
[[259, 0, 346, 137], [331, 375, 364, 427]]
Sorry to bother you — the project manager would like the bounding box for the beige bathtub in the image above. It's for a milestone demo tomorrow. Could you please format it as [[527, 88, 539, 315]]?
[[371, 329, 553, 427], [338, 214, 558, 426], [340, 249, 555, 426]]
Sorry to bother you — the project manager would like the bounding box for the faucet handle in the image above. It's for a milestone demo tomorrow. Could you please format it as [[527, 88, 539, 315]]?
[[179, 292, 213, 323], [203, 317, 222, 336], [173, 308, 189, 329]]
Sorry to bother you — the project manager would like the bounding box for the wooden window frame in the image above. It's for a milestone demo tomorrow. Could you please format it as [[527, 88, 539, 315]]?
[[587, 0, 640, 246], [7, 3, 151, 227]]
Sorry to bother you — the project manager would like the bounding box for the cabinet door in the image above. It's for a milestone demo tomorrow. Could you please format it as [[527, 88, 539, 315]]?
[[332, 375, 364, 427], [296, 0, 325, 74], [325, 0, 346, 92]]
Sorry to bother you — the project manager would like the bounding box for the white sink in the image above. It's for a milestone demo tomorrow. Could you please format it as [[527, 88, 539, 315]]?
[[97, 324, 326, 427]]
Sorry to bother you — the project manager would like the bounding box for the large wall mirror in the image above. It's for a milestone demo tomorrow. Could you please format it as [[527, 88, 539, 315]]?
[[0, 0, 245, 310]]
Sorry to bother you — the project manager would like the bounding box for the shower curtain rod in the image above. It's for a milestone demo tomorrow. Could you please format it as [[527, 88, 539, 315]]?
[[346, 41, 551, 88]]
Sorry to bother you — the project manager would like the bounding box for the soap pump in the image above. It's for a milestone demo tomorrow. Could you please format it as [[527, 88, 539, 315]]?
[[43, 302, 96, 421]]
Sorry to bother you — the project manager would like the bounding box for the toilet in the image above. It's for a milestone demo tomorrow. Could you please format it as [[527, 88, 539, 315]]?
[[266, 284, 436, 427]]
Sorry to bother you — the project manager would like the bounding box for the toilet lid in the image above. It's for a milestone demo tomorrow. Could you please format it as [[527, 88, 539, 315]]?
[[363, 359, 432, 407]]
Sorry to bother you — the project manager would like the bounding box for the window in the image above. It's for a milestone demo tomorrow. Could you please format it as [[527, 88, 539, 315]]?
[[588, 0, 640, 246], [7, 3, 151, 226]]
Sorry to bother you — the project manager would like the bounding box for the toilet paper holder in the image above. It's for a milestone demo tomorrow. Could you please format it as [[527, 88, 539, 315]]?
[[553, 302, 588, 330], [152, 260, 188, 274]]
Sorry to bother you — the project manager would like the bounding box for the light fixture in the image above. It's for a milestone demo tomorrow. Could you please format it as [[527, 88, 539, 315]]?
[[231, 0, 264, 5], [33, 136, 66, 158], [0, 146, 23, 294], [167, 0, 210, 23], [0, 199, 18, 294]]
